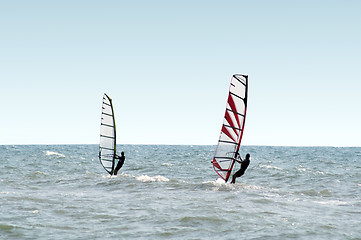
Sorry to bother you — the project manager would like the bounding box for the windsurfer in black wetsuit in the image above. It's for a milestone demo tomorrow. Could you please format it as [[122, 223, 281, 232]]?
[[113, 152, 125, 175], [231, 153, 250, 184]]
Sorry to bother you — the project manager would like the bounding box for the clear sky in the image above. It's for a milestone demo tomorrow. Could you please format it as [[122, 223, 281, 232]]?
[[1, 0, 360, 146]]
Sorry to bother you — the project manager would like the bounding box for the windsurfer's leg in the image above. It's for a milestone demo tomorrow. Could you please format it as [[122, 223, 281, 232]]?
[[231, 170, 245, 184], [114, 166, 120, 175], [231, 175, 236, 184], [113, 160, 124, 175]]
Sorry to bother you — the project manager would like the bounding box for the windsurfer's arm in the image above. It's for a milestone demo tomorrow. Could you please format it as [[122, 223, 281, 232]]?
[[234, 154, 243, 164], [234, 152, 243, 163], [234, 159, 243, 164]]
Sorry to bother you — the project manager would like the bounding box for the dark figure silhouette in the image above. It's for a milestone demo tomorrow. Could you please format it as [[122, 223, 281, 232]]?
[[231, 153, 250, 184], [114, 152, 125, 175]]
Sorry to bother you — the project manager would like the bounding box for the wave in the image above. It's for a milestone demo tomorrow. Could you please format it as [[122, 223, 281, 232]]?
[[45, 151, 65, 158], [202, 178, 263, 192], [135, 175, 169, 183], [97, 173, 170, 184], [313, 199, 348, 206], [259, 164, 283, 170]]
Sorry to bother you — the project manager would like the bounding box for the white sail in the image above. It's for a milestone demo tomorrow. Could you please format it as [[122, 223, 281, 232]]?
[[212, 74, 248, 182], [99, 93, 116, 175]]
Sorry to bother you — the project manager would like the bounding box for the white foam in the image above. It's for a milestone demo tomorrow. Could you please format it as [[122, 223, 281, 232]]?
[[45, 151, 65, 158], [161, 163, 173, 166], [215, 178, 226, 184], [203, 178, 235, 191], [204, 178, 263, 192], [314, 200, 348, 206], [259, 164, 282, 170], [202, 178, 227, 186], [135, 175, 169, 183]]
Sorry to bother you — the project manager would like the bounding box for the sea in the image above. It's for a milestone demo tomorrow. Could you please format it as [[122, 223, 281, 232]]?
[[1, 145, 360, 240]]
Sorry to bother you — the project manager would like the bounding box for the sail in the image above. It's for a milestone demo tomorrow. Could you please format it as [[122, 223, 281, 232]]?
[[99, 93, 117, 175], [212, 74, 248, 182]]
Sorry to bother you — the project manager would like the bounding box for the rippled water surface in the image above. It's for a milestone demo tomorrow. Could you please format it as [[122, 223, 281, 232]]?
[[1, 145, 360, 239]]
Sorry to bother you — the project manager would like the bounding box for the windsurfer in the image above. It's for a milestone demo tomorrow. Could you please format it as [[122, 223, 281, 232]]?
[[113, 152, 125, 175], [230, 153, 250, 184]]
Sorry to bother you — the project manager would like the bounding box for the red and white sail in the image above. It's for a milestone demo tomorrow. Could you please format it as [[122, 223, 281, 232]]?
[[212, 74, 248, 182]]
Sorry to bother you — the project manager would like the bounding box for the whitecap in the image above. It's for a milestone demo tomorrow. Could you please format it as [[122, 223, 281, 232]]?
[[202, 178, 227, 186], [161, 163, 173, 166], [135, 175, 169, 182], [215, 178, 226, 184], [101, 174, 112, 179], [259, 165, 283, 170], [120, 173, 133, 178], [204, 178, 243, 191], [45, 151, 65, 158], [314, 200, 348, 206]]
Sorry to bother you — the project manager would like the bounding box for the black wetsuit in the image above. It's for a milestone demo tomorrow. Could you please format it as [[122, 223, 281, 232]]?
[[234, 158, 250, 177], [113, 155, 125, 175]]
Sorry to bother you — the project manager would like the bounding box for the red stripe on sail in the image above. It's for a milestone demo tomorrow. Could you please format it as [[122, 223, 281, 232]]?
[[227, 94, 240, 128], [225, 110, 239, 137], [222, 125, 236, 142], [212, 159, 223, 170]]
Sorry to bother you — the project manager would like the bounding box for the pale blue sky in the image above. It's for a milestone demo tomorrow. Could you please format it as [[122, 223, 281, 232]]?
[[1, 0, 360, 146]]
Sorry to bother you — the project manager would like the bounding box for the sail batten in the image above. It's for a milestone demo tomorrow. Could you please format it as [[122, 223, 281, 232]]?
[[212, 74, 248, 182], [99, 93, 117, 175]]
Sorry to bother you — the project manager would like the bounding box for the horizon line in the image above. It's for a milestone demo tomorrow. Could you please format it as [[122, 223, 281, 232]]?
[[1, 143, 360, 148]]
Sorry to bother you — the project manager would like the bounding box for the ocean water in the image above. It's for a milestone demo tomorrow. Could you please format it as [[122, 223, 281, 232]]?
[[1, 145, 360, 240]]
